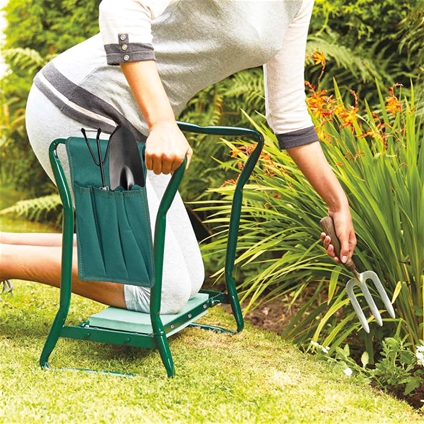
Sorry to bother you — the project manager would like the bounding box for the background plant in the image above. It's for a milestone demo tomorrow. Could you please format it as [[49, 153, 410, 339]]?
[[308, 0, 422, 101], [199, 79, 423, 358], [0, 0, 101, 210]]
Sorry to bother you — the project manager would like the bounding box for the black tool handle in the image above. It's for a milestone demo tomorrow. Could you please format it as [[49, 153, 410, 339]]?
[[320, 216, 357, 272]]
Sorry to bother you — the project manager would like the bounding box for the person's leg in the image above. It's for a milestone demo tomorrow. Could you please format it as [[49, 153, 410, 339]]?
[[0, 242, 125, 307], [15, 86, 124, 306], [0, 232, 72, 246], [147, 171, 205, 299], [123, 171, 205, 314], [24, 85, 202, 313]]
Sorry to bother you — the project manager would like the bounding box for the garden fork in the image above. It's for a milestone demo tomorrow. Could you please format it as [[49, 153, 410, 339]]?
[[320, 217, 395, 333]]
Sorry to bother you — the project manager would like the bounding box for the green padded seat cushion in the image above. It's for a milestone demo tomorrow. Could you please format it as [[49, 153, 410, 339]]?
[[89, 292, 209, 336]]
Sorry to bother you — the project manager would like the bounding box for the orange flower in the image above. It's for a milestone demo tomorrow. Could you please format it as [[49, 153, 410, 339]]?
[[263, 166, 276, 177], [306, 87, 336, 119], [335, 104, 359, 129], [230, 148, 241, 158], [231, 145, 255, 159], [308, 51, 326, 81], [385, 84, 403, 116], [312, 51, 326, 67], [313, 127, 330, 144], [221, 178, 238, 187]]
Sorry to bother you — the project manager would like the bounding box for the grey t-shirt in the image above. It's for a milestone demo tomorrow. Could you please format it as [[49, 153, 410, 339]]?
[[34, 0, 318, 148]]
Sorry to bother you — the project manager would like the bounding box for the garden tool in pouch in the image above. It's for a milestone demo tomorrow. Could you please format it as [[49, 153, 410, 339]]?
[[81, 128, 110, 190], [108, 125, 145, 190], [320, 216, 395, 333], [68, 126, 154, 287]]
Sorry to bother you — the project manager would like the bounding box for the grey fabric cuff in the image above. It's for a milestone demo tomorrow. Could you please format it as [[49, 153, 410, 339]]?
[[104, 34, 155, 65], [276, 126, 319, 150]]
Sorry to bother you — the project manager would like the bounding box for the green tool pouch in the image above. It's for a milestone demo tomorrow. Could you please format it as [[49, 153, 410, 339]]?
[[66, 132, 155, 287]]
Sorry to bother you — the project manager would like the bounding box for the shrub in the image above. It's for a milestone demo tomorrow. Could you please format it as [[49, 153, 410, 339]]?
[[199, 79, 423, 356], [0, 0, 101, 198], [308, 0, 421, 99]]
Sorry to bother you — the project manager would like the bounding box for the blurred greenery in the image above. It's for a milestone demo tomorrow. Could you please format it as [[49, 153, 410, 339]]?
[[308, 0, 423, 93], [1, 0, 423, 205]]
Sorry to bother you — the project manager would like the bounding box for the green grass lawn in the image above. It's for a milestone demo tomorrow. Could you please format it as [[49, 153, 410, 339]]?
[[0, 185, 422, 423]]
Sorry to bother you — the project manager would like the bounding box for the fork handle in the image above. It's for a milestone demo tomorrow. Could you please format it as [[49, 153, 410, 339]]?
[[320, 216, 357, 272]]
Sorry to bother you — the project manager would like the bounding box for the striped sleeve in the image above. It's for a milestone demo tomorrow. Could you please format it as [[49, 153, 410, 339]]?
[[99, 0, 173, 65]]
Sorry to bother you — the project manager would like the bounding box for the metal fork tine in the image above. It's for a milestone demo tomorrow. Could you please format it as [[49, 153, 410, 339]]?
[[320, 216, 396, 331], [360, 279, 383, 327], [362, 271, 396, 319], [346, 280, 371, 333]]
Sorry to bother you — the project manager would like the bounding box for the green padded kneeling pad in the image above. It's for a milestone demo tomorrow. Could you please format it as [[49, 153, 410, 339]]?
[[89, 293, 209, 336]]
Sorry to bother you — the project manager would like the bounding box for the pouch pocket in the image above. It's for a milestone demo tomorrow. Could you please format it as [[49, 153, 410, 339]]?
[[73, 183, 155, 287]]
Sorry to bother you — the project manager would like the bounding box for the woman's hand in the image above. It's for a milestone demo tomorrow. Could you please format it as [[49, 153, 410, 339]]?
[[286, 142, 357, 264], [320, 209, 356, 264], [145, 121, 193, 174]]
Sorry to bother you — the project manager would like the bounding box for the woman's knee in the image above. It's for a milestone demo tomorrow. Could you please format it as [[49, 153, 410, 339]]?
[[159, 281, 192, 314], [124, 282, 191, 314]]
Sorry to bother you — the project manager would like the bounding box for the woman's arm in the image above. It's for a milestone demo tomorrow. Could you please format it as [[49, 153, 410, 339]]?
[[264, 0, 356, 262], [287, 142, 356, 263], [120, 61, 192, 174], [99, 0, 191, 174]]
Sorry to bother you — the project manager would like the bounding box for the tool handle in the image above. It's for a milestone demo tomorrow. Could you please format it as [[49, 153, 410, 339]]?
[[320, 216, 356, 272]]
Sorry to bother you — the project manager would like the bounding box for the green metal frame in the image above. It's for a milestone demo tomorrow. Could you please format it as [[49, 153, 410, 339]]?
[[40, 122, 264, 377]]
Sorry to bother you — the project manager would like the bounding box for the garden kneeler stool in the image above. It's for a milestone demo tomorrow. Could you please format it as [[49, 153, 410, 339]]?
[[40, 122, 264, 377]]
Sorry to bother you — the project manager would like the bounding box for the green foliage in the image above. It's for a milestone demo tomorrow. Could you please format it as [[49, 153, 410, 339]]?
[[398, 3, 424, 66], [308, 0, 422, 101], [313, 82, 423, 350], [2, 0, 422, 223], [397, 4, 424, 108], [3, 0, 101, 56], [3, 47, 50, 74], [177, 69, 265, 236], [306, 30, 382, 85], [312, 0, 413, 43], [198, 81, 423, 355], [0, 193, 62, 227], [2, 0, 101, 113], [0, 47, 52, 197], [312, 337, 424, 409], [0, 0, 102, 210], [0, 91, 53, 198]]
